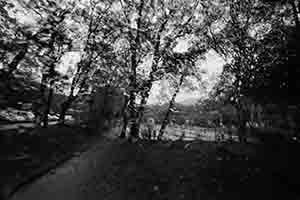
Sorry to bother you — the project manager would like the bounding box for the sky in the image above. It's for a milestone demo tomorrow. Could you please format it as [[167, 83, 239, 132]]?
[[148, 50, 225, 105]]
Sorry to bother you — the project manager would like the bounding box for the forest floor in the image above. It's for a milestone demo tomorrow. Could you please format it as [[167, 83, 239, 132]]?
[[6, 132, 300, 200]]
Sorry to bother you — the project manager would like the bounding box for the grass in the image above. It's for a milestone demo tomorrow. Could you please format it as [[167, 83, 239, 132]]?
[[1, 125, 299, 200], [94, 138, 300, 200]]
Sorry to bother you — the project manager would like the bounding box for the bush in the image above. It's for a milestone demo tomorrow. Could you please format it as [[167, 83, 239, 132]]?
[[251, 127, 292, 145]]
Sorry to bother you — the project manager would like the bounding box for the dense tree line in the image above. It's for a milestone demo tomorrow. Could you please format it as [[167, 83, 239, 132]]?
[[0, 0, 298, 140]]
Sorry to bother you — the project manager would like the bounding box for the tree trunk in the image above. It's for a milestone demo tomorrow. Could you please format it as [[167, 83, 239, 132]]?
[[158, 71, 185, 139], [36, 73, 48, 126], [128, 4, 168, 138], [127, 45, 139, 138], [120, 95, 129, 138], [7, 44, 28, 75], [127, 34, 139, 137], [120, 112, 129, 138], [134, 88, 150, 136], [133, 53, 161, 137], [159, 97, 176, 139], [131, 19, 167, 137], [127, 0, 145, 139], [59, 84, 76, 124], [4, 44, 28, 89], [236, 102, 247, 143], [59, 96, 74, 124], [59, 104, 68, 124], [128, 92, 139, 137], [43, 79, 55, 128]]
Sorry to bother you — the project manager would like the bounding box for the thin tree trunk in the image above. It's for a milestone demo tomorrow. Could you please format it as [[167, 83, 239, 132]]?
[[158, 96, 176, 140], [120, 95, 129, 138], [127, 33, 139, 137], [59, 103, 68, 124], [120, 115, 129, 138], [158, 71, 185, 139], [128, 90, 139, 137], [43, 78, 55, 128], [41, 59, 56, 128], [236, 102, 247, 143], [128, 1, 145, 139], [133, 49, 161, 136], [36, 73, 47, 126], [59, 96, 74, 124], [59, 80, 77, 124]]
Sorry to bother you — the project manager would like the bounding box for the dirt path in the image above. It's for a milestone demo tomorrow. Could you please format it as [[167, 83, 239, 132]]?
[[9, 139, 221, 200], [10, 137, 121, 200]]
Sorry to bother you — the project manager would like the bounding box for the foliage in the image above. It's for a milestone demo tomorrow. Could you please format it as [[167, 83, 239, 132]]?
[[0, 0, 298, 137], [200, 0, 299, 139]]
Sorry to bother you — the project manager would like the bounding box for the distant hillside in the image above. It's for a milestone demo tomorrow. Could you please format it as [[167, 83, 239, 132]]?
[[176, 97, 200, 105], [144, 102, 214, 127]]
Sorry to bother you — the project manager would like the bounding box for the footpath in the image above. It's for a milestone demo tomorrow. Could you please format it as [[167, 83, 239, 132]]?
[[0, 124, 101, 200]]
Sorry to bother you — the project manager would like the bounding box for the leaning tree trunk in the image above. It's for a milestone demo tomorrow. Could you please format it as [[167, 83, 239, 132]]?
[[158, 98, 175, 140], [132, 20, 167, 137], [7, 44, 28, 76], [158, 71, 185, 139], [5, 44, 28, 89], [133, 15, 177, 132], [134, 50, 161, 137]]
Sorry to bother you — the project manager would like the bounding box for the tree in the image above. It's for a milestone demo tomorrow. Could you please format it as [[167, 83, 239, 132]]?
[[158, 47, 206, 139], [103, 0, 219, 139], [0, 1, 69, 82], [58, 0, 118, 124], [0, 0, 79, 126], [29, 3, 73, 127], [0, 1, 23, 75], [200, 0, 300, 141]]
